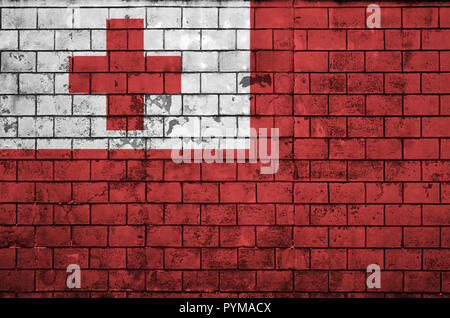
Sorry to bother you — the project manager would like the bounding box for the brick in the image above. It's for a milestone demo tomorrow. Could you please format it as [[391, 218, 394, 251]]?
[[330, 226, 365, 247], [276, 248, 309, 269], [385, 161, 421, 181], [0, 205, 17, 225], [386, 249, 421, 270], [311, 161, 346, 181], [367, 227, 402, 248], [404, 272, 440, 293], [311, 249, 346, 269], [330, 183, 365, 204], [329, 271, 365, 292], [404, 227, 440, 248], [146, 270, 182, 291], [202, 248, 236, 269], [422, 30, 450, 50], [73, 182, 108, 203], [308, 30, 346, 50], [310, 73, 346, 94], [54, 248, 88, 269], [2, 8, 36, 29], [294, 182, 328, 203], [348, 73, 383, 93], [257, 182, 292, 203], [294, 227, 328, 248], [128, 204, 163, 225], [367, 95, 402, 116], [72, 226, 107, 247], [366, 51, 402, 72], [238, 248, 274, 269], [17, 247, 52, 269], [127, 247, 163, 270], [441, 51, 450, 71], [108, 226, 145, 246], [256, 270, 292, 292], [18, 204, 52, 225], [329, 8, 364, 28], [348, 30, 384, 50], [165, 248, 200, 269], [220, 271, 256, 292], [367, 183, 402, 204], [329, 52, 364, 72], [366, 139, 402, 159], [294, 52, 328, 72], [90, 248, 126, 269], [348, 249, 383, 270], [294, 271, 328, 292], [294, 8, 327, 28], [348, 205, 383, 226], [385, 30, 420, 50], [36, 226, 71, 247], [147, 226, 181, 247], [403, 52, 439, 72], [109, 270, 145, 291], [220, 226, 255, 247], [423, 205, 450, 225], [147, 182, 181, 203], [220, 182, 256, 203], [257, 226, 292, 247], [0, 270, 34, 292], [183, 226, 218, 247], [183, 271, 218, 292], [255, 8, 293, 28], [329, 138, 365, 160], [404, 183, 440, 203], [310, 205, 346, 225], [403, 8, 438, 28], [329, 95, 364, 115]]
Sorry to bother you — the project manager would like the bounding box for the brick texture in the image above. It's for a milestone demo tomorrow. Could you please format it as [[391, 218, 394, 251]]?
[[0, 0, 449, 298]]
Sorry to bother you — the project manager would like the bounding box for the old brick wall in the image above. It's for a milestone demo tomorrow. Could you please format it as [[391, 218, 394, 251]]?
[[0, 0, 449, 297]]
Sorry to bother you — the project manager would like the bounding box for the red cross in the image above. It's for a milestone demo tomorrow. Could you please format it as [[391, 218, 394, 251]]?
[[69, 19, 181, 130]]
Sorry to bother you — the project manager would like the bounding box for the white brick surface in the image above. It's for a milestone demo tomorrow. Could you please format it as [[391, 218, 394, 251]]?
[[20, 30, 54, 50], [220, 51, 250, 71], [110, 7, 145, 19], [1, 52, 36, 72], [0, 31, 18, 50], [0, 117, 17, 137], [219, 8, 250, 29], [73, 95, 106, 115], [37, 95, 71, 115], [74, 8, 108, 28], [183, 51, 218, 72], [220, 95, 251, 115], [0, 2, 251, 150], [144, 30, 164, 50], [0, 74, 18, 94], [2, 8, 37, 29], [182, 8, 217, 28], [37, 52, 71, 72], [19, 73, 54, 94], [147, 7, 181, 28], [0, 95, 35, 115], [183, 95, 218, 116], [201, 73, 236, 93], [56, 30, 90, 50], [202, 30, 235, 50], [18, 117, 53, 137], [165, 30, 201, 50], [38, 8, 73, 28]]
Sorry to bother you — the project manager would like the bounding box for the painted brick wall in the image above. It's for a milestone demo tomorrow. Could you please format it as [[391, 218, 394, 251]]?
[[0, 0, 449, 298]]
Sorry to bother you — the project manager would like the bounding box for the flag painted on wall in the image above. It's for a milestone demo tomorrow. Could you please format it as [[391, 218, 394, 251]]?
[[0, 0, 449, 297]]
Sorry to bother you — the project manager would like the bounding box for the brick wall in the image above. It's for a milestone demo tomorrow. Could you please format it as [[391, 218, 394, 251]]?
[[0, 0, 449, 298]]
